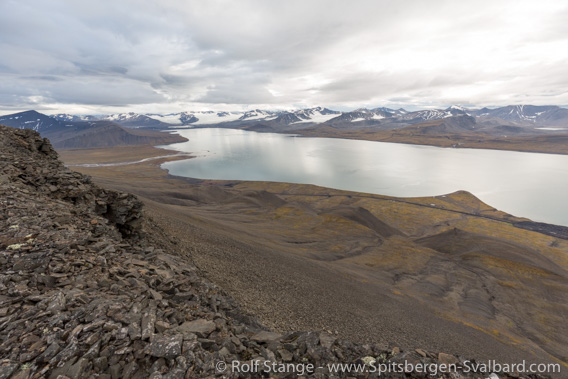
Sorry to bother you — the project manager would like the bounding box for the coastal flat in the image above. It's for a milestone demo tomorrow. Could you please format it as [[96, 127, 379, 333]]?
[[295, 124, 568, 155], [60, 146, 568, 369]]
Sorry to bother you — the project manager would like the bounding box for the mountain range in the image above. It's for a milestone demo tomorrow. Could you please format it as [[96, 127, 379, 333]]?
[[1, 105, 567, 150], [3, 105, 567, 130], [0, 110, 185, 149]]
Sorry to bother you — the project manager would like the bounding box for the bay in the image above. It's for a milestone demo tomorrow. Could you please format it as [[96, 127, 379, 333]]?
[[160, 128, 568, 227]]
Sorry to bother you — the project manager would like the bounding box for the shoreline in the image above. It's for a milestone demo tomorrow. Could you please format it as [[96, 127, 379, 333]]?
[[60, 142, 568, 234], [159, 125, 568, 156], [295, 130, 568, 156], [58, 144, 568, 368]]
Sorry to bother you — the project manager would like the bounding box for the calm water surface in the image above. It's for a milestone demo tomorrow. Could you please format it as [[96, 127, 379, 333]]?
[[160, 128, 568, 227]]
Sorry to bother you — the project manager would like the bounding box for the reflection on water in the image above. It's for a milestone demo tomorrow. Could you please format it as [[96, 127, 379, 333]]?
[[160, 128, 568, 226]]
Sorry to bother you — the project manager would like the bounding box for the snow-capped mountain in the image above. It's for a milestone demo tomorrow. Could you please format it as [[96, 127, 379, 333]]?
[[270, 113, 303, 125], [471, 105, 568, 126], [99, 112, 170, 128], [150, 108, 339, 126], [260, 107, 341, 125], [447, 105, 468, 112], [0, 110, 66, 132], [51, 114, 99, 122], [399, 109, 454, 122], [326, 108, 393, 124], [370, 107, 397, 113], [192, 111, 242, 125], [369, 107, 408, 115], [239, 109, 278, 121], [3, 105, 566, 135], [148, 112, 199, 125], [444, 106, 470, 117], [290, 107, 340, 124], [148, 111, 242, 125]]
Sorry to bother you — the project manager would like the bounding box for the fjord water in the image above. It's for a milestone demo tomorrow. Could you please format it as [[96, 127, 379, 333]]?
[[160, 128, 568, 227]]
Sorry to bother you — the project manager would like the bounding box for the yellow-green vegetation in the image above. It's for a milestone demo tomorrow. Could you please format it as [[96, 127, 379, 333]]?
[[462, 253, 554, 279], [59, 146, 568, 368], [342, 236, 435, 272], [453, 217, 568, 268]]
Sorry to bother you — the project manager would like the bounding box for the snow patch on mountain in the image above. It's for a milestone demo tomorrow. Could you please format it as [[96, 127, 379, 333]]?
[[193, 111, 243, 125], [239, 110, 277, 121], [401, 110, 449, 121], [147, 113, 184, 125], [291, 107, 340, 124], [292, 113, 338, 124]]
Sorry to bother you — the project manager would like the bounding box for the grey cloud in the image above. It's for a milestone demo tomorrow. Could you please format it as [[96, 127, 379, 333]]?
[[75, 65, 129, 76], [155, 73, 192, 89], [316, 73, 390, 101], [197, 72, 275, 104], [53, 79, 165, 106], [0, 0, 567, 113], [314, 71, 448, 104], [0, 74, 164, 108], [198, 84, 275, 105], [22, 76, 63, 82]]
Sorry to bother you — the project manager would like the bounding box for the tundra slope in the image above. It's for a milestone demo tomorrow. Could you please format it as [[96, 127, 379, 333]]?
[[59, 144, 568, 375], [4, 125, 558, 378]]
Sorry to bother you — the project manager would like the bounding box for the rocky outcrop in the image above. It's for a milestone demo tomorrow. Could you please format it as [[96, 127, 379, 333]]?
[[0, 127, 143, 238], [0, 125, 549, 378]]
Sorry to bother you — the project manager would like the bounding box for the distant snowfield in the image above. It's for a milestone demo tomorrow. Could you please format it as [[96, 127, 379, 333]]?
[[292, 113, 338, 124], [150, 114, 184, 125], [537, 127, 567, 131], [149, 112, 243, 125], [349, 114, 384, 123], [240, 114, 276, 121], [106, 114, 122, 121], [155, 111, 337, 125]]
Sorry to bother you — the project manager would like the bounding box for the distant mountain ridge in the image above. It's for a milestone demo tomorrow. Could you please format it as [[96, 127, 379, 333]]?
[[51, 113, 100, 122], [99, 112, 171, 128], [470, 105, 568, 126], [9, 104, 562, 129], [0, 110, 185, 149], [0, 110, 67, 132], [2, 105, 567, 146]]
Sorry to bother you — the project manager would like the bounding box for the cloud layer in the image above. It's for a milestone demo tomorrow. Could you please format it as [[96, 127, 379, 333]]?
[[1, 0, 567, 114]]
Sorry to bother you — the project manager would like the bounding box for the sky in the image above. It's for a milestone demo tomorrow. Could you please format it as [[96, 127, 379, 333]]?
[[1, 0, 567, 115]]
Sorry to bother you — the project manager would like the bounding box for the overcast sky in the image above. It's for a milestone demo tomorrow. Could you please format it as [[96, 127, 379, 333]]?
[[1, 0, 567, 115]]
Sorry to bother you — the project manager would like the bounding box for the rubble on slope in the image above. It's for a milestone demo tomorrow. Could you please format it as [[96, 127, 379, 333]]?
[[0, 125, 549, 378]]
